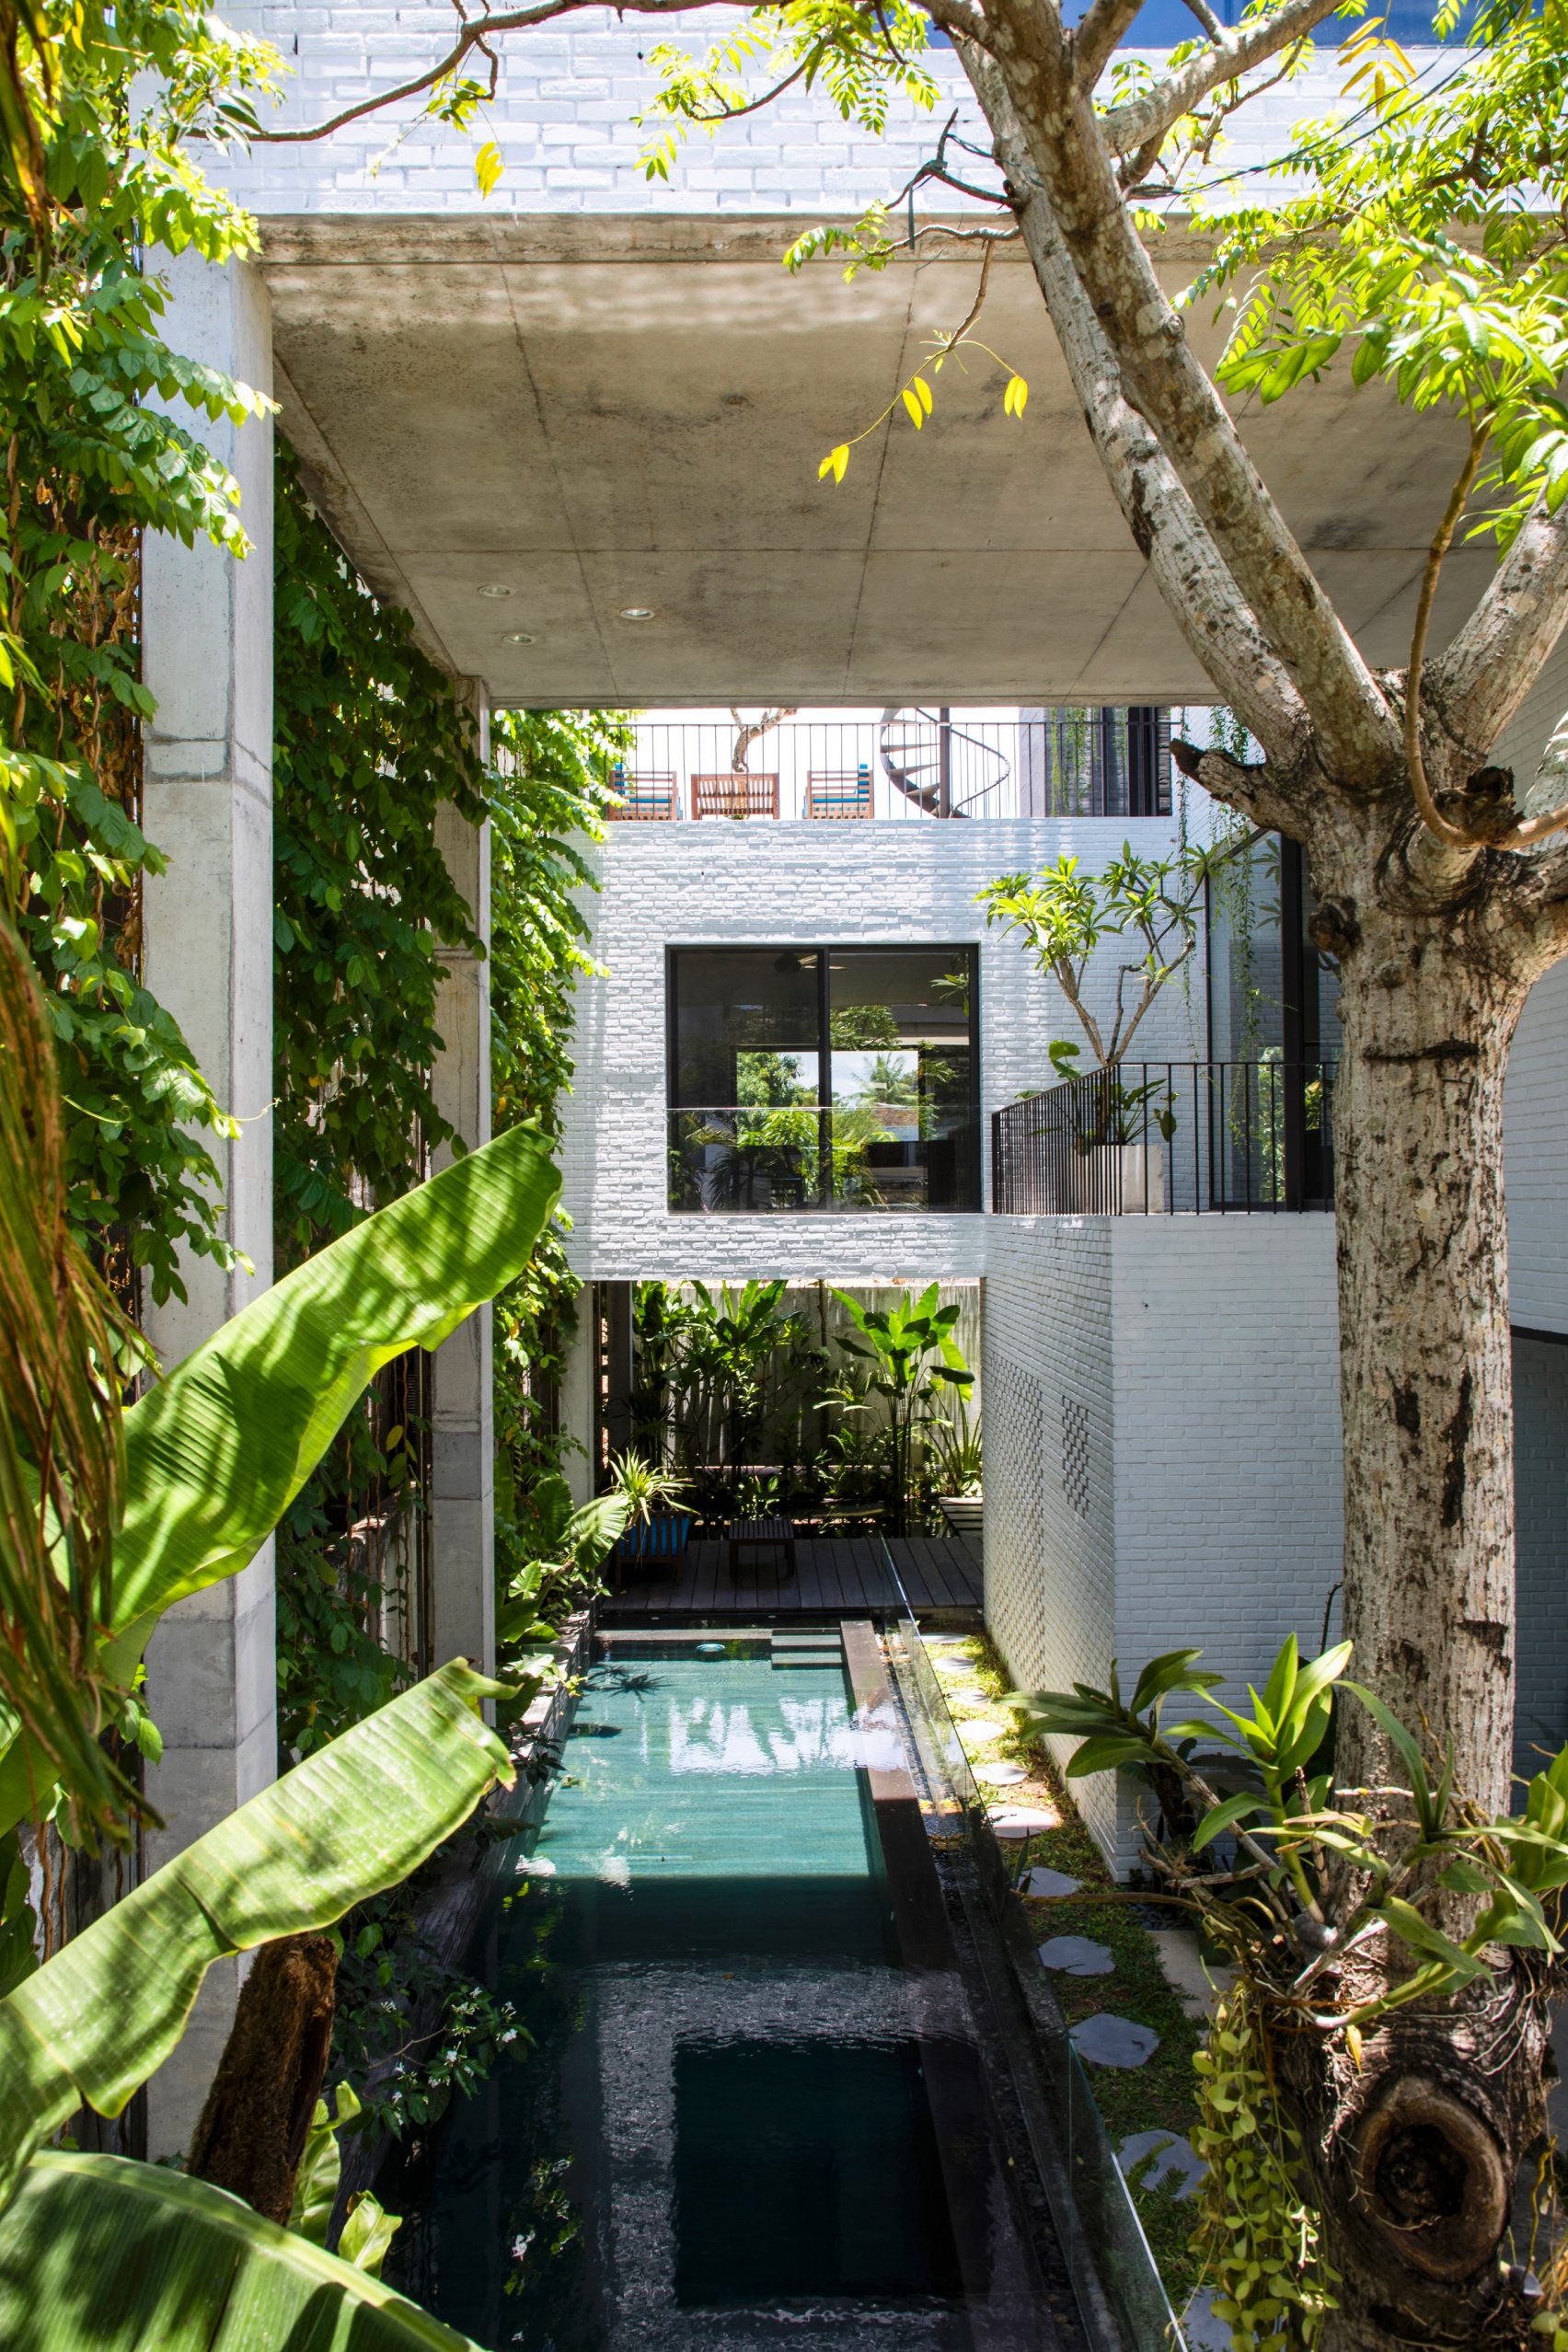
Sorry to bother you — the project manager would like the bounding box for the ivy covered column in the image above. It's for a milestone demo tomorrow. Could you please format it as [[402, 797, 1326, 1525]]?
[[139, 252, 276, 2151], [429, 683, 496, 1678]]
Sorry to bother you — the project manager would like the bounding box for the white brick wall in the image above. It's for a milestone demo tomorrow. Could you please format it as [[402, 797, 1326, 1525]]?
[[559, 813, 1207, 1284], [984, 1214, 1343, 1872], [1516, 1333, 1568, 1768], [984, 1216, 1118, 1855], [1501, 621, 1568, 1340], [215, 8, 1425, 219]]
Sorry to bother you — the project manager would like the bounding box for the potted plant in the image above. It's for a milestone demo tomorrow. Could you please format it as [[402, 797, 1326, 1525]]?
[[605, 1448, 693, 1574], [1055, 1043, 1176, 1213], [932, 1404, 984, 1551]]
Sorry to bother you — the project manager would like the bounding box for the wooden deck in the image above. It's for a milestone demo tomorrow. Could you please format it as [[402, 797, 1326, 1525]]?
[[598, 1533, 981, 1621]]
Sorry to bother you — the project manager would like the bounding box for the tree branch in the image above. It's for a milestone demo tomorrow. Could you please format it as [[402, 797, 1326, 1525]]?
[[956, 43, 1310, 776], [248, 0, 739, 144], [1430, 501, 1568, 761], [972, 0, 1400, 783], [1073, 0, 1150, 92], [1098, 0, 1344, 159]]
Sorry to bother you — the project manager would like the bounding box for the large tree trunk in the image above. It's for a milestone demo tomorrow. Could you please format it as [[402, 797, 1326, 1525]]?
[[1295, 847, 1554, 2349]]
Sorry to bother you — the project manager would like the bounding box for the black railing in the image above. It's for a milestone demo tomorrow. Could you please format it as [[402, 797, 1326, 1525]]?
[[602, 708, 1171, 823], [668, 1105, 980, 1214], [990, 1059, 1338, 1216]]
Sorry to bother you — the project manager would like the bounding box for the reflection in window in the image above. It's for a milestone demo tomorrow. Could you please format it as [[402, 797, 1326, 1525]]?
[[668, 946, 979, 1213]]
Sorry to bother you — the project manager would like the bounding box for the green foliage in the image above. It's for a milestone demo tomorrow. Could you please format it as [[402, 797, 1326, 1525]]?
[[831, 1283, 972, 1534], [0, 1659, 519, 2209], [0, 2150, 483, 2348], [633, 1, 937, 185], [496, 1472, 627, 1681], [272, 444, 488, 1262], [978, 841, 1227, 1074], [0, 1125, 560, 1839], [1018, 1634, 1568, 2031], [1182, 0, 1568, 549], [329, 1888, 531, 2147], [0, 0, 281, 1308], [488, 706, 625, 1572], [1191, 1985, 1337, 2351]]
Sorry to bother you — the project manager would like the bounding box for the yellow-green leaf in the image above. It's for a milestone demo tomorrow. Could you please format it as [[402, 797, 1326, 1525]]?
[[475, 140, 503, 198], [0, 1661, 514, 2212], [913, 375, 932, 413], [901, 386, 924, 430], [1004, 374, 1029, 418], [0, 2151, 479, 2347], [819, 444, 849, 484]]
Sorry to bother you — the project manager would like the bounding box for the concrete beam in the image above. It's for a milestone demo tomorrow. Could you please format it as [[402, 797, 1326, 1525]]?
[[138, 251, 275, 2154], [428, 687, 496, 1677], [256, 213, 1493, 709]]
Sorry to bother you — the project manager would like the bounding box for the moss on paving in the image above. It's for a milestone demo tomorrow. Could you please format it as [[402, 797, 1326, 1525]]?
[[928, 1630, 1208, 2311]]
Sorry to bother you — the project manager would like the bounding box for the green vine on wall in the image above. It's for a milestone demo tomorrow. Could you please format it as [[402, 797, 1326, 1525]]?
[[271, 462, 628, 1752], [489, 707, 625, 1571], [272, 441, 488, 1268], [0, 1, 282, 1310]]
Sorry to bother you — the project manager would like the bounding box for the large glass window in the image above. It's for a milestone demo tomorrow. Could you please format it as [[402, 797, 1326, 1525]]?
[[668, 945, 979, 1213]]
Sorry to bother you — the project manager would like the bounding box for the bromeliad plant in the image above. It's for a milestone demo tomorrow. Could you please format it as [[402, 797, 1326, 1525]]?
[[1020, 1638, 1568, 2345]]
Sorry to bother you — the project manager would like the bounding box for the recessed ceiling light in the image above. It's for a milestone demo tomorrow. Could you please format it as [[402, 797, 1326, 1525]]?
[[477, 583, 514, 599], [618, 605, 656, 621], [502, 630, 536, 644]]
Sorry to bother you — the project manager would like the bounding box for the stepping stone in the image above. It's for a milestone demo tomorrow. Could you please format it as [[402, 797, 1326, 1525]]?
[[1116, 2128, 1205, 2202], [975, 1760, 1026, 1786], [1181, 2291, 1230, 2352], [1039, 1934, 1114, 1977], [989, 1805, 1057, 1836], [1070, 2013, 1160, 2069], [953, 1718, 1007, 1744], [1023, 1865, 1081, 1897]]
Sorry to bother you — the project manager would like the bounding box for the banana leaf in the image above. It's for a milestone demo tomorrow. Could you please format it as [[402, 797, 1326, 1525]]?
[[0, 2150, 480, 2349], [0, 1659, 515, 2211], [113, 1124, 560, 1661], [0, 1124, 559, 1835]]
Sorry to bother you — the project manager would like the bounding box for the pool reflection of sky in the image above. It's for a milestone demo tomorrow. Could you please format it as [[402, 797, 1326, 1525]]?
[[543, 1656, 890, 1882]]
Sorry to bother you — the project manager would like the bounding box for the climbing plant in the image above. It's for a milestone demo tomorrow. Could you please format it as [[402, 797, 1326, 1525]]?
[[489, 705, 625, 1582], [271, 444, 501, 1760], [0, 0, 281, 1311], [271, 490, 628, 1751], [272, 441, 488, 1267]]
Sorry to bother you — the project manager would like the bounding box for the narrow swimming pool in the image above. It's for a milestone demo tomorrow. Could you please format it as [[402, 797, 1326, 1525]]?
[[391, 1634, 1073, 2351]]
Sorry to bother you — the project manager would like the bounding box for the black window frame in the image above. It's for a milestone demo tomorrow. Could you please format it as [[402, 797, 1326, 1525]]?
[[663, 941, 984, 1215]]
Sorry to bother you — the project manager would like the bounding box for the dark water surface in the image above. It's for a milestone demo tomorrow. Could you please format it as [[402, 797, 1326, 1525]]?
[[391, 1643, 1055, 2351]]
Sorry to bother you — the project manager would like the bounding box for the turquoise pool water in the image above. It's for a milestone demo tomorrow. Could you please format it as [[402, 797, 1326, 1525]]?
[[391, 1639, 1055, 2350]]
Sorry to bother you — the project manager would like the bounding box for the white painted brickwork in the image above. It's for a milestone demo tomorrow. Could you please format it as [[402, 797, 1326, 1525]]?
[[559, 814, 1206, 1285], [1515, 1334, 1568, 1765], [1501, 621, 1568, 1341], [984, 1217, 1118, 1856], [985, 1214, 1343, 1871], [216, 8, 1417, 219]]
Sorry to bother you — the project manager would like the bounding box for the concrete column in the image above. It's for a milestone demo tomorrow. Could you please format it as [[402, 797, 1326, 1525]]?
[[428, 685, 495, 1675], [138, 252, 275, 2153], [559, 1309, 596, 1507]]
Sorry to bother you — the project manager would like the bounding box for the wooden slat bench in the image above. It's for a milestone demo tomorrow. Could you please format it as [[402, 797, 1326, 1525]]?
[[725, 1515, 798, 1580]]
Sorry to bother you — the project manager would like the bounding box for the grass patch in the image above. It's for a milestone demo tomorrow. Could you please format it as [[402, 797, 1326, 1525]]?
[[925, 1629, 1208, 2312]]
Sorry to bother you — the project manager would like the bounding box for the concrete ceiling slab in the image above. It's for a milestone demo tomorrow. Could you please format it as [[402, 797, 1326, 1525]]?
[[261, 213, 1487, 708]]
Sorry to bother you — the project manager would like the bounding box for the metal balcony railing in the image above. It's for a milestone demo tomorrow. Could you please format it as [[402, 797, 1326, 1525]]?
[[991, 1059, 1339, 1216], [604, 708, 1172, 824], [668, 1105, 982, 1215]]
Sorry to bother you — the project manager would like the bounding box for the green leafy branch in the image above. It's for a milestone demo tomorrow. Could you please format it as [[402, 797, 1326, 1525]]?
[[1017, 1634, 1568, 2041]]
